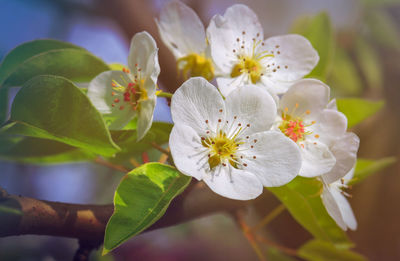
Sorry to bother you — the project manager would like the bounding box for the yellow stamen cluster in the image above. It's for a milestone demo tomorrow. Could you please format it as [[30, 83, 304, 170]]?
[[201, 130, 241, 170], [230, 40, 274, 84], [177, 53, 214, 81]]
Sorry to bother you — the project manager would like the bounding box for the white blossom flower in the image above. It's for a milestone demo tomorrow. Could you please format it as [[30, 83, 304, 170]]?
[[274, 79, 353, 178], [169, 77, 301, 200], [207, 4, 319, 97], [87, 31, 160, 140], [315, 98, 360, 183], [156, 0, 214, 80], [321, 168, 357, 231]]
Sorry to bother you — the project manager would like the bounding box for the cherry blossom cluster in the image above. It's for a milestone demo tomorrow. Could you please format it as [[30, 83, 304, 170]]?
[[86, 1, 359, 231]]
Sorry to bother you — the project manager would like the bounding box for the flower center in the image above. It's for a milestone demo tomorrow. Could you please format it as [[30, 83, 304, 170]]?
[[110, 66, 148, 111], [177, 53, 214, 81], [202, 130, 240, 170], [230, 56, 263, 84], [279, 117, 306, 143], [278, 106, 314, 143]]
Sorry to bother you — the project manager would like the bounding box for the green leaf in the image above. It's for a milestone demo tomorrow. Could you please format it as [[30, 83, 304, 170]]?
[[0, 135, 95, 164], [298, 240, 366, 261], [109, 122, 172, 164], [328, 48, 362, 96], [349, 157, 397, 185], [366, 9, 400, 51], [0, 87, 8, 124], [268, 177, 353, 249], [354, 37, 383, 89], [336, 98, 384, 128], [1, 48, 110, 88], [0, 196, 23, 236], [291, 12, 335, 80], [0, 39, 110, 124], [266, 248, 297, 261], [108, 63, 125, 71], [103, 163, 191, 254], [0, 39, 82, 84], [4, 75, 119, 156]]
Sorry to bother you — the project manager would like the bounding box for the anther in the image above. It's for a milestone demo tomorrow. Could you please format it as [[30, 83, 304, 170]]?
[[205, 120, 209, 124], [114, 98, 120, 103], [218, 119, 222, 123], [219, 109, 223, 112], [243, 163, 247, 167], [253, 156, 256, 159], [315, 134, 320, 138], [247, 124, 250, 127], [254, 139, 257, 143], [306, 110, 310, 115]]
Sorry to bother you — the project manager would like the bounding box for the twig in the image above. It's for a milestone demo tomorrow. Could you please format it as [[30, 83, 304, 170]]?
[[251, 204, 286, 232], [94, 157, 129, 173], [234, 210, 267, 261], [0, 183, 249, 242], [150, 142, 170, 155], [255, 234, 298, 257]]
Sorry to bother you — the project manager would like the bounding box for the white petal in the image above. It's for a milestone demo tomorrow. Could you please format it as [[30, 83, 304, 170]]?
[[330, 188, 357, 230], [225, 85, 276, 135], [327, 99, 338, 110], [87, 70, 137, 130], [203, 166, 263, 200], [207, 4, 263, 73], [299, 140, 336, 177], [243, 131, 301, 187], [279, 79, 330, 118], [322, 132, 360, 184], [260, 77, 294, 96], [309, 109, 348, 146], [128, 31, 160, 84], [137, 97, 156, 141], [169, 124, 205, 180], [156, 1, 206, 58], [216, 76, 244, 97], [262, 34, 319, 82], [321, 185, 347, 230], [171, 77, 225, 134]]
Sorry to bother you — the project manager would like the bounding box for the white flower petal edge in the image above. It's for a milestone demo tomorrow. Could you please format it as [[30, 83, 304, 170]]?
[[88, 71, 137, 129], [224, 84, 277, 135], [275, 79, 338, 177], [170, 77, 301, 200], [88, 31, 160, 139], [322, 126, 360, 185], [207, 4, 318, 97], [243, 131, 302, 187], [321, 168, 357, 231], [171, 77, 225, 134], [156, 0, 206, 59]]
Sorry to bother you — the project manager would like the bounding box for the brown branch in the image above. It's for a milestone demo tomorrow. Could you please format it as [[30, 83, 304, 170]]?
[[0, 182, 251, 244]]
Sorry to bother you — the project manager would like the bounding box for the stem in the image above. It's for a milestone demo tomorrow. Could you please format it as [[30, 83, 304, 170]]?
[[251, 204, 285, 232], [157, 91, 173, 99], [234, 210, 267, 261], [94, 157, 129, 173], [255, 235, 298, 257], [0, 183, 249, 241], [150, 142, 170, 155]]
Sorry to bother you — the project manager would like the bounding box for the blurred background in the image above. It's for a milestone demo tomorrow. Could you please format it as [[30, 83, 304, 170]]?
[[1, 0, 400, 260]]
